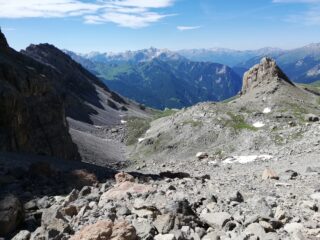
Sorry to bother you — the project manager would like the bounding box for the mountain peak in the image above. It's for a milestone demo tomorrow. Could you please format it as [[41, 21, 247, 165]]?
[[0, 28, 9, 49], [241, 57, 294, 95]]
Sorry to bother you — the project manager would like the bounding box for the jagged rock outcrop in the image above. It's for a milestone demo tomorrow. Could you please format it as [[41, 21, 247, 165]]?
[[241, 57, 294, 95], [0, 28, 9, 49], [0, 29, 79, 160]]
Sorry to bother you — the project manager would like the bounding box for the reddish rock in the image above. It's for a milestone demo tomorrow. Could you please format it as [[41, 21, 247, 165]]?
[[99, 182, 155, 203], [70, 220, 113, 240], [70, 220, 137, 240], [115, 172, 135, 184], [111, 221, 138, 240], [70, 169, 98, 188], [262, 168, 279, 180]]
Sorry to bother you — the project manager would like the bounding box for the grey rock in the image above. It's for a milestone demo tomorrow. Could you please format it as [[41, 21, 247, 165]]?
[[117, 206, 131, 216], [310, 192, 320, 201], [284, 223, 304, 234], [12, 230, 31, 240], [279, 170, 298, 181], [154, 214, 175, 234], [30, 227, 47, 240], [202, 232, 220, 240], [305, 114, 319, 122], [132, 218, 156, 239], [200, 212, 232, 228], [229, 191, 244, 203], [248, 197, 273, 218], [24, 200, 38, 211], [154, 234, 176, 240], [37, 196, 51, 209], [0, 195, 24, 236], [244, 223, 266, 239]]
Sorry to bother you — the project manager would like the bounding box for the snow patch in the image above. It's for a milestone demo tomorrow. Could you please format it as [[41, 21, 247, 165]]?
[[138, 138, 145, 143], [253, 121, 265, 128], [263, 107, 271, 114], [223, 155, 273, 164], [121, 120, 127, 124]]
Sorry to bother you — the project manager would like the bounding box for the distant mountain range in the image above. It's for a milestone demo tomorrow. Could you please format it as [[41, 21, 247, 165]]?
[[177, 47, 284, 66], [66, 49, 242, 109], [66, 43, 320, 109], [235, 43, 320, 83]]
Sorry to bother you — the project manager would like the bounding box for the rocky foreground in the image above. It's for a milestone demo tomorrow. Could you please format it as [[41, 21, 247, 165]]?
[[1, 153, 320, 240]]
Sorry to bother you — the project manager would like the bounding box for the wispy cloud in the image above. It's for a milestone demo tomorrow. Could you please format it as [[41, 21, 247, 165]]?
[[1, 27, 16, 31], [177, 25, 201, 31], [0, 0, 176, 28], [273, 0, 320, 25]]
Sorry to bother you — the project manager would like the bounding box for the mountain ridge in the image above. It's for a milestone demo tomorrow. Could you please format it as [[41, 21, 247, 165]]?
[[67, 50, 242, 109]]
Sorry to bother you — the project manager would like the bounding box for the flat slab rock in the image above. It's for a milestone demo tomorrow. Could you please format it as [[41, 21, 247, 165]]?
[[99, 181, 155, 203], [200, 212, 232, 228]]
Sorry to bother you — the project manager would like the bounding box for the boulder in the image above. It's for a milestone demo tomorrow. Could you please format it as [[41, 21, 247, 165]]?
[[154, 234, 176, 240], [70, 220, 137, 240], [284, 223, 304, 234], [248, 197, 273, 218], [115, 172, 135, 184], [132, 218, 156, 239], [229, 191, 244, 203], [274, 206, 286, 221], [200, 212, 232, 229], [99, 181, 155, 203], [111, 221, 138, 240], [244, 223, 266, 239], [196, 152, 209, 160], [30, 227, 47, 240], [0, 195, 24, 236], [12, 230, 31, 240], [279, 170, 298, 180], [305, 114, 319, 122], [154, 214, 175, 234], [70, 220, 113, 240], [262, 168, 279, 180], [310, 193, 320, 201]]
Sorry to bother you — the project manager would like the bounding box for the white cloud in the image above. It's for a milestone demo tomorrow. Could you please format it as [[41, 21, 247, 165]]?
[[286, 5, 320, 25], [1, 27, 16, 31], [0, 0, 176, 28], [85, 11, 173, 28], [177, 25, 201, 31], [273, 0, 320, 25]]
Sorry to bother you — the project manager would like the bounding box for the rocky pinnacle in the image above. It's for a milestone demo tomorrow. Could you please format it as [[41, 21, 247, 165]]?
[[241, 57, 294, 95], [0, 28, 9, 49]]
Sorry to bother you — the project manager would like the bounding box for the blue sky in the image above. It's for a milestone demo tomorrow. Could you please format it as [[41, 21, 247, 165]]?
[[0, 0, 320, 53]]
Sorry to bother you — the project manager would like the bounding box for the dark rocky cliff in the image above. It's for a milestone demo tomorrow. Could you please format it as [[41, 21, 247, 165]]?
[[0, 29, 79, 160]]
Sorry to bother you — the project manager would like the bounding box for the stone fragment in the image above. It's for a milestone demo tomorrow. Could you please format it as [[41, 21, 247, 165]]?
[[154, 234, 176, 240], [154, 214, 175, 234], [244, 223, 266, 239], [11, 230, 31, 240], [0, 195, 24, 236], [196, 152, 209, 160], [115, 172, 135, 184], [70, 220, 113, 240], [200, 212, 232, 228], [262, 168, 279, 180]]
